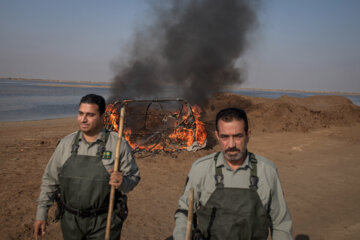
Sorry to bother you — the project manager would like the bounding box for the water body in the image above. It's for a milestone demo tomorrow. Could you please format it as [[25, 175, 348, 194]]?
[[0, 79, 359, 122], [0, 79, 110, 122]]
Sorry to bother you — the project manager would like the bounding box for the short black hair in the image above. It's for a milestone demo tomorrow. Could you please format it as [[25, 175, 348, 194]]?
[[215, 107, 249, 133], [79, 94, 106, 115]]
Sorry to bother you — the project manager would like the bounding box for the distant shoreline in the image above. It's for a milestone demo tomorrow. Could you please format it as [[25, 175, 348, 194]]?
[[0, 77, 111, 85], [225, 87, 360, 96], [1, 77, 359, 95], [0, 77, 111, 89], [36, 83, 110, 88]]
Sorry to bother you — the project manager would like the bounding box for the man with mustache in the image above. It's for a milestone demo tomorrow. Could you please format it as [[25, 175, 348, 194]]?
[[173, 108, 292, 240]]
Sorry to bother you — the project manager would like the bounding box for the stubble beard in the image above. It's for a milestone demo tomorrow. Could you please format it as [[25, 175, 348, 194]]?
[[225, 151, 244, 162], [224, 147, 247, 162]]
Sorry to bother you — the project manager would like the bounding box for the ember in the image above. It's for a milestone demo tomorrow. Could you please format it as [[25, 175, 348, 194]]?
[[104, 100, 207, 152]]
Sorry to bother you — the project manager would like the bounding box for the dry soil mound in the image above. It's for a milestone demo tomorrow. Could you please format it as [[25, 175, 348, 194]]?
[[204, 93, 360, 133]]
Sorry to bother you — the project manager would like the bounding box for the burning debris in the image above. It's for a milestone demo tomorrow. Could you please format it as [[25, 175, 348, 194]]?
[[106, 1, 261, 151], [104, 100, 207, 153], [106, 0, 261, 151]]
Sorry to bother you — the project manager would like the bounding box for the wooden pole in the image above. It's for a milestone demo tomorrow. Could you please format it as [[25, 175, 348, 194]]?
[[105, 106, 125, 240], [185, 188, 194, 240]]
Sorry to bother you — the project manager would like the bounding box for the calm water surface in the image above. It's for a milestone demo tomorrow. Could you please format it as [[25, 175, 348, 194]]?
[[0, 79, 359, 122], [0, 79, 110, 122]]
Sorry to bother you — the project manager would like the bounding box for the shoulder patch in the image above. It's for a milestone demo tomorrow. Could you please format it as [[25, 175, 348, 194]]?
[[102, 151, 112, 159]]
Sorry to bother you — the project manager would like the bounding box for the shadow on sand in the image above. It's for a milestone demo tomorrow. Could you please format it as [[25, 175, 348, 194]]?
[[295, 234, 310, 240]]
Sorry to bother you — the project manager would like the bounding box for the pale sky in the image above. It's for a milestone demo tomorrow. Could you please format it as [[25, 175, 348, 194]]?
[[0, 0, 359, 92]]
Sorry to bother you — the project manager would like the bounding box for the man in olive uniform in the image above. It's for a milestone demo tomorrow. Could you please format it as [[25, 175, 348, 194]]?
[[33, 94, 140, 240], [173, 108, 292, 240]]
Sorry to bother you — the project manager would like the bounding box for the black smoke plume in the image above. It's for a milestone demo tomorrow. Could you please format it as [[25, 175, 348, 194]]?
[[109, 0, 261, 107]]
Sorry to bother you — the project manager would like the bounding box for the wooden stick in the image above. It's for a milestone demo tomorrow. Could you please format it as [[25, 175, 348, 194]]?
[[105, 106, 125, 240], [185, 188, 194, 240]]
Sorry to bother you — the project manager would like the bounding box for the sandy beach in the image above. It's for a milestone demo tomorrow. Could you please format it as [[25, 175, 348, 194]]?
[[0, 92, 359, 240]]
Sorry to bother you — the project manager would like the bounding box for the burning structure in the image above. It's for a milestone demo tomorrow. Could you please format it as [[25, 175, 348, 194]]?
[[104, 100, 207, 152], [105, 0, 261, 152]]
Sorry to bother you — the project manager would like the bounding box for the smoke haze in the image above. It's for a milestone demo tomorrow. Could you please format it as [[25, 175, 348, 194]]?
[[109, 0, 261, 106]]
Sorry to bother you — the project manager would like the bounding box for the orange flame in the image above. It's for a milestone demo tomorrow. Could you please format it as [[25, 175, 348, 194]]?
[[104, 102, 207, 152], [192, 105, 207, 145], [104, 104, 119, 132]]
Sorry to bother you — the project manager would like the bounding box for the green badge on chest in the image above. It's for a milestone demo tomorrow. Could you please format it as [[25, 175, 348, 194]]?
[[102, 151, 112, 159]]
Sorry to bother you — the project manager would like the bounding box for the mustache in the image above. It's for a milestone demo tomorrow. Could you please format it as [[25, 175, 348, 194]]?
[[225, 147, 241, 153]]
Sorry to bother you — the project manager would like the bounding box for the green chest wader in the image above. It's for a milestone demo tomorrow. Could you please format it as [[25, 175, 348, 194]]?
[[197, 152, 271, 240], [58, 131, 123, 240]]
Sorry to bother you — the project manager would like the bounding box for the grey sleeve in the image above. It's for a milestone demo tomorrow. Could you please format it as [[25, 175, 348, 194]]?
[[119, 140, 140, 193], [35, 142, 64, 220], [269, 169, 293, 240], [173, 167, 199, 240]]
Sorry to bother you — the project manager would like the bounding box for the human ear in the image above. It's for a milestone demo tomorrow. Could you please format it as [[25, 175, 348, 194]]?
[[246, 129, 251, 142], [215, 130, 220, 141]]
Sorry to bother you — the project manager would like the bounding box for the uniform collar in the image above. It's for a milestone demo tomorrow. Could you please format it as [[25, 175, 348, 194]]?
[[216, 151, 252, 170], [79, 128, 106, 143]]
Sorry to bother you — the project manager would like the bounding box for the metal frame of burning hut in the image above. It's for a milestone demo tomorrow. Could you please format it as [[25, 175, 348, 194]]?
[[104, 100, 207, 153]]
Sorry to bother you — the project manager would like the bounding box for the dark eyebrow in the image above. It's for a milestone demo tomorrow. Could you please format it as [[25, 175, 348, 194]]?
[[219, 134, 229, 137], [78, 111, 96, 116], [219, 133, 244, 138], [234, 133, 244, 137]]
